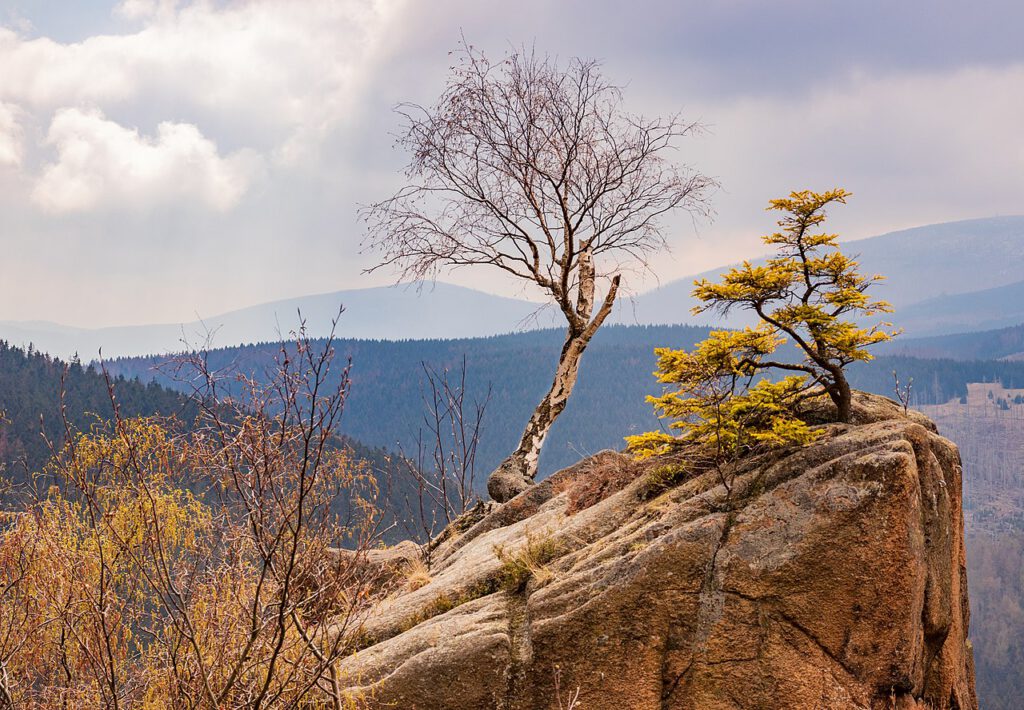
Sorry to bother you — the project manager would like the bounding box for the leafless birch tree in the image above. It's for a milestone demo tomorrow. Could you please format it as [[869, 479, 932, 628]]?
[[362, 42, 714, 501]]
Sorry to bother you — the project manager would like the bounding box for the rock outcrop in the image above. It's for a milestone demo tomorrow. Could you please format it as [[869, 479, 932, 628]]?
[[339, 394, 977, 709]]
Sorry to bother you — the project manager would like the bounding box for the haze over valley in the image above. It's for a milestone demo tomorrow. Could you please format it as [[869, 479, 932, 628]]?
[[5, 215, 1023, 360]]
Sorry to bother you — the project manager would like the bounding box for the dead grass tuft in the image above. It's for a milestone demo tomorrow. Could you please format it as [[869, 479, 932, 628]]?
[[494, 532, 562, 593], [402, 556, 432, 591]]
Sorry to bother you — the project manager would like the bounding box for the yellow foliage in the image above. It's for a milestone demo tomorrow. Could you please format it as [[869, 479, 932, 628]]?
[[692, 189, 897, 386], [627, 376, 821, 459], [0, 414, 380, 708], [623, 431, 677, 461], [628, 188, 899, 461], [0, 418, 212, 706]]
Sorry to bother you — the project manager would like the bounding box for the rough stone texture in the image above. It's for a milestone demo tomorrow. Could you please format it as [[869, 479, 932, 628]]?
[[339, 394, 977, 709], [487, 455, 535, 503]]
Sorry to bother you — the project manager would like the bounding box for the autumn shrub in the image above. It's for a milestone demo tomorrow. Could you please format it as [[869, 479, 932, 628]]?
[[0, 327, 386, 709]]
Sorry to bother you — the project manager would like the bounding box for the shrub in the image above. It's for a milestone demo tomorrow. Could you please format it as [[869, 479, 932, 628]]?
[[0, 327, 387, 708]]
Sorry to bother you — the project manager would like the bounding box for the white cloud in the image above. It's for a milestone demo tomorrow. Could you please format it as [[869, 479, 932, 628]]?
[[0, 0, 403, 216], [31, 107, 261, 213], [0, 102, 24, 167], [0, 1, 402, 158], [113, 0, 182, 21]]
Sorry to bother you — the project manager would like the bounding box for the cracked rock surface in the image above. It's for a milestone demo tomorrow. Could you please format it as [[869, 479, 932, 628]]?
[[337, 394, 977, 709]]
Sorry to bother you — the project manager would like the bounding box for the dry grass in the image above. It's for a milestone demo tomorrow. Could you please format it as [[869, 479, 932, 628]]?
[[494, 532, 562, 593], [402, 556, 432, 592], [637, 461, 691, 500]]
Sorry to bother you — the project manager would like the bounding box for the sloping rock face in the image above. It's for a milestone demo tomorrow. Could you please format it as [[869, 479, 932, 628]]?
[[340, 394, 977, 709]]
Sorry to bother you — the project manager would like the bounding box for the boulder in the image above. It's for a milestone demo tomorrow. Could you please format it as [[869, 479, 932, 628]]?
[[487, 455, 535, 503], [338, 394, 977, 709]]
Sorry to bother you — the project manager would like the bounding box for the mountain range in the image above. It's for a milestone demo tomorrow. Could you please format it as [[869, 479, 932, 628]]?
[[4, 215, 1024, 359], [883, 322, 1024, 361], [0, 283, 560, 359], [103, 323, 1024, 478], [622, 215, 1024, 334]]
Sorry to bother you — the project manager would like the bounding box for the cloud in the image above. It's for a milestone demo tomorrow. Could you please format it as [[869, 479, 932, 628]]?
[[0, 0, 402, 160], [574, 61, 1024, 286], [0, 102, 24, 167], [113, 0, 181, 21], [1, 0, 1023, 328], [686, 63, 1024, 241], [31, 107, 262, 213]]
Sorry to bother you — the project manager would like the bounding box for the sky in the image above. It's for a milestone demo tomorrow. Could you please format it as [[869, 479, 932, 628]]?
[[0, 0, 1022, 327]]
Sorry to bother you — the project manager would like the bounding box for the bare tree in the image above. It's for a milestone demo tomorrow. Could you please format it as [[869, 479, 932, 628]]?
[[893, 370, 914, 414], [393, 357, 490, 564], [362, 42, 714, 502], [162, 317, 387, 709]]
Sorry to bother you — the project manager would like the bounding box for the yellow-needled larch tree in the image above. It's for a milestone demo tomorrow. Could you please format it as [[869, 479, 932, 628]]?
[[627, 189, 899, 460]]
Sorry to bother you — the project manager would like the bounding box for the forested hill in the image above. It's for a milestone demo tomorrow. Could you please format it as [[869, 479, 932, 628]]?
[[0, 341, 394, 487], [880, 322, 1024, 361], [0, 341, 195, 481], [104, 324, 1024, 478]]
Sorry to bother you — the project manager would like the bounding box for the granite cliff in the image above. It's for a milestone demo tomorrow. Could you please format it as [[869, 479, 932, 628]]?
[[337, 393, 977, 709]]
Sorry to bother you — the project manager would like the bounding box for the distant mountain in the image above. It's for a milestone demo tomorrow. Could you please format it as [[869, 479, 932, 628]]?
[[0, 283, 557, 360], [7, 216, 1024, 358], [0, 340, 397, 495], [0, 341, 194, 480], [106, 325, 710, 477], [105, 323, 1024, 478], [620, 216, 1024, 334], [886, 279, 1024, 337], [883, 322, 1024, 361]]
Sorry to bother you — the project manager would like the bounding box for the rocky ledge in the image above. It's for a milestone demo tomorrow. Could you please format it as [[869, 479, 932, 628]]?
[[338, 393, 977, 709]]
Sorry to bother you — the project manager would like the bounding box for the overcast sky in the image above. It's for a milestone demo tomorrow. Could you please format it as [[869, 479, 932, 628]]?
[[1, 0, 1022, 327]]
